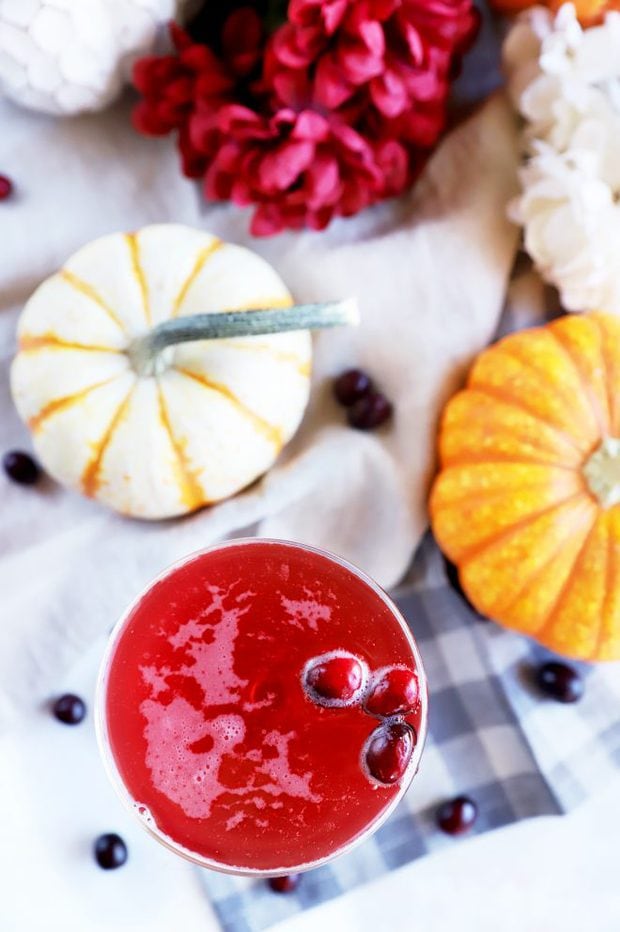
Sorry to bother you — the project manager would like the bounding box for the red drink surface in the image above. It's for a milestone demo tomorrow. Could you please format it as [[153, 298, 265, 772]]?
[[102, 541, 425, 872]]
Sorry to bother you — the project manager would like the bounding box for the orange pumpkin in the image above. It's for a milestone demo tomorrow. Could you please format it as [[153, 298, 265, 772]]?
[[488, 0, 620, 24], [430, 312, 620, 662]]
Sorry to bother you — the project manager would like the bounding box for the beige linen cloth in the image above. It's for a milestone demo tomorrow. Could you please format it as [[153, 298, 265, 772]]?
[[0, 93, 519, 726]]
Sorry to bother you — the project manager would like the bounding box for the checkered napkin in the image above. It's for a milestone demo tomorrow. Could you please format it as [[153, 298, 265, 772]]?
[[198, 533, 620, 932]]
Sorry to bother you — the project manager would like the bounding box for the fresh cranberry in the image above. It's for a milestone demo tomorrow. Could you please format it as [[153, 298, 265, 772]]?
[[0, 175, 13, 201], [436, 795, 478, 835], [364, 666, 419, 718], [52, 693, 86, 725], [3, 450, 40, 485], [268, 874, 300, 893], [333, 369, 373, 407], [303, 651, 366, 706], [347, 392, 393, 430], [536, 661, 583, 703], [363, 721, 415, 785], [94, 833, 128, 869]]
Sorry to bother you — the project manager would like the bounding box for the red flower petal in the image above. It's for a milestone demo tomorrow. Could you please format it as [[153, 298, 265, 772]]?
[[401, 20, 424, 62], [291, 110, 330, 142], [374, 139, 409, 194], [272, 23, 316, 68], [179, 44, 219, 73], [132, 101, 171, 136], [218, 104, 272, 139], [251, 203, 287, 237], [179, 128, 209, 178], [204, 160, 234, 200], [314, 55, 355, 109], [272, 68, 313, 108], [366, 0, 400, 20], [170, 22, 192, 52], [222, 7, 263, 76], [322, 0, 349, 34], [331, 121, 372, 157], [305, 154, 341, 207], [370, 69, 408, 117], [356, 19, 386, 58], [307, 206, 335, 230], [258, 140, 316, 192]]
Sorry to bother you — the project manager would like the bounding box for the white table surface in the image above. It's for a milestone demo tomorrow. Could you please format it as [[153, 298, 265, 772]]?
[[2, 635, 619, 932]]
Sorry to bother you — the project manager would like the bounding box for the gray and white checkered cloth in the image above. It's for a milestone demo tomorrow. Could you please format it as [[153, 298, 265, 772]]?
[[198, 533, 620, 932]]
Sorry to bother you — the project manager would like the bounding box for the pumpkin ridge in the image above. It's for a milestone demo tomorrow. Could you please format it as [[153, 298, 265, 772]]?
[[175, 367, 284, 450], [548, 322, 610, 438], [535, 515, 601, 644], [19, 334, 125, 354], [493, 342, 597, 442], [592, 314, 620, 436], [490, 502, 595, 621], [60, 269, 127, 335], [594, 515, 614, 660], [81, 387, 135, 498], [202, 338, 310, 378], [28, 375, 124, 433], [465, 384, 585, 455], [126, 233, 151, 326], [170, 239, 224, 318], [438, 452, 578, 471], [443, 389, 584, 465], [454, 490, 587, 565], [431, 477, 581, 510], [156, 384, 206, 510]]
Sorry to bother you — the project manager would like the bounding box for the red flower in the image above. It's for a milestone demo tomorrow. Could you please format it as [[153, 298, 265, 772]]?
[[132, 11, 265, 176], [198, 105, 395, 236], [269, 0, 478, 122], [133, 25, 225, 137], [131, 0, 478, 235]]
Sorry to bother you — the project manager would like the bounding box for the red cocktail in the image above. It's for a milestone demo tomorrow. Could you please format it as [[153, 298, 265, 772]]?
[[96, 540, 427, 874]]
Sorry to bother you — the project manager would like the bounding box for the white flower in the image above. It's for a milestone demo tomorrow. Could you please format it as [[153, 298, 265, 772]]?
[[504, 4, 620, 314]]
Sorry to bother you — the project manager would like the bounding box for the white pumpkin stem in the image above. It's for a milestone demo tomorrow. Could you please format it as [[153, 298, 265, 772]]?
[[129, 299, 359, 377]]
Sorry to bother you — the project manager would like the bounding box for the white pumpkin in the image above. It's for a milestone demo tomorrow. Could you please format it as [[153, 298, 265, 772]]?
[[0, 0, 191, 115], [10, 224, 319, 519]]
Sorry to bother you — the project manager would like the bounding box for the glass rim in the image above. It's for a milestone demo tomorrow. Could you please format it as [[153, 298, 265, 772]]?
[[95, 536, 429, 877]]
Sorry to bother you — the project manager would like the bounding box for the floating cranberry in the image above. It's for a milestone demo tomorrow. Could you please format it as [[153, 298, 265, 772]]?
[[303, 651, 366, 707], [536, 661, 583, 704], [52, 693, 86, 725], [0, 174, 13, 201], [333, 369, 373, 407], [3, 450, 40, 485], [347, 392, 393, 430], [268, 874, 300, 893], [363, 721, 415, 785], [94, 833, 128, 869], [364, 666, 419, 718], [436, 795, 478, 835]]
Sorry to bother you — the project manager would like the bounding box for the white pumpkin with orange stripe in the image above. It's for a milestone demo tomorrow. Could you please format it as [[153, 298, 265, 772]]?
[[10, 224, 322, 519]]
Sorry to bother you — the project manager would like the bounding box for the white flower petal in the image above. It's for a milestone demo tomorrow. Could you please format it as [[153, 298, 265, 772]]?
[[504, 4, 620, 316]]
